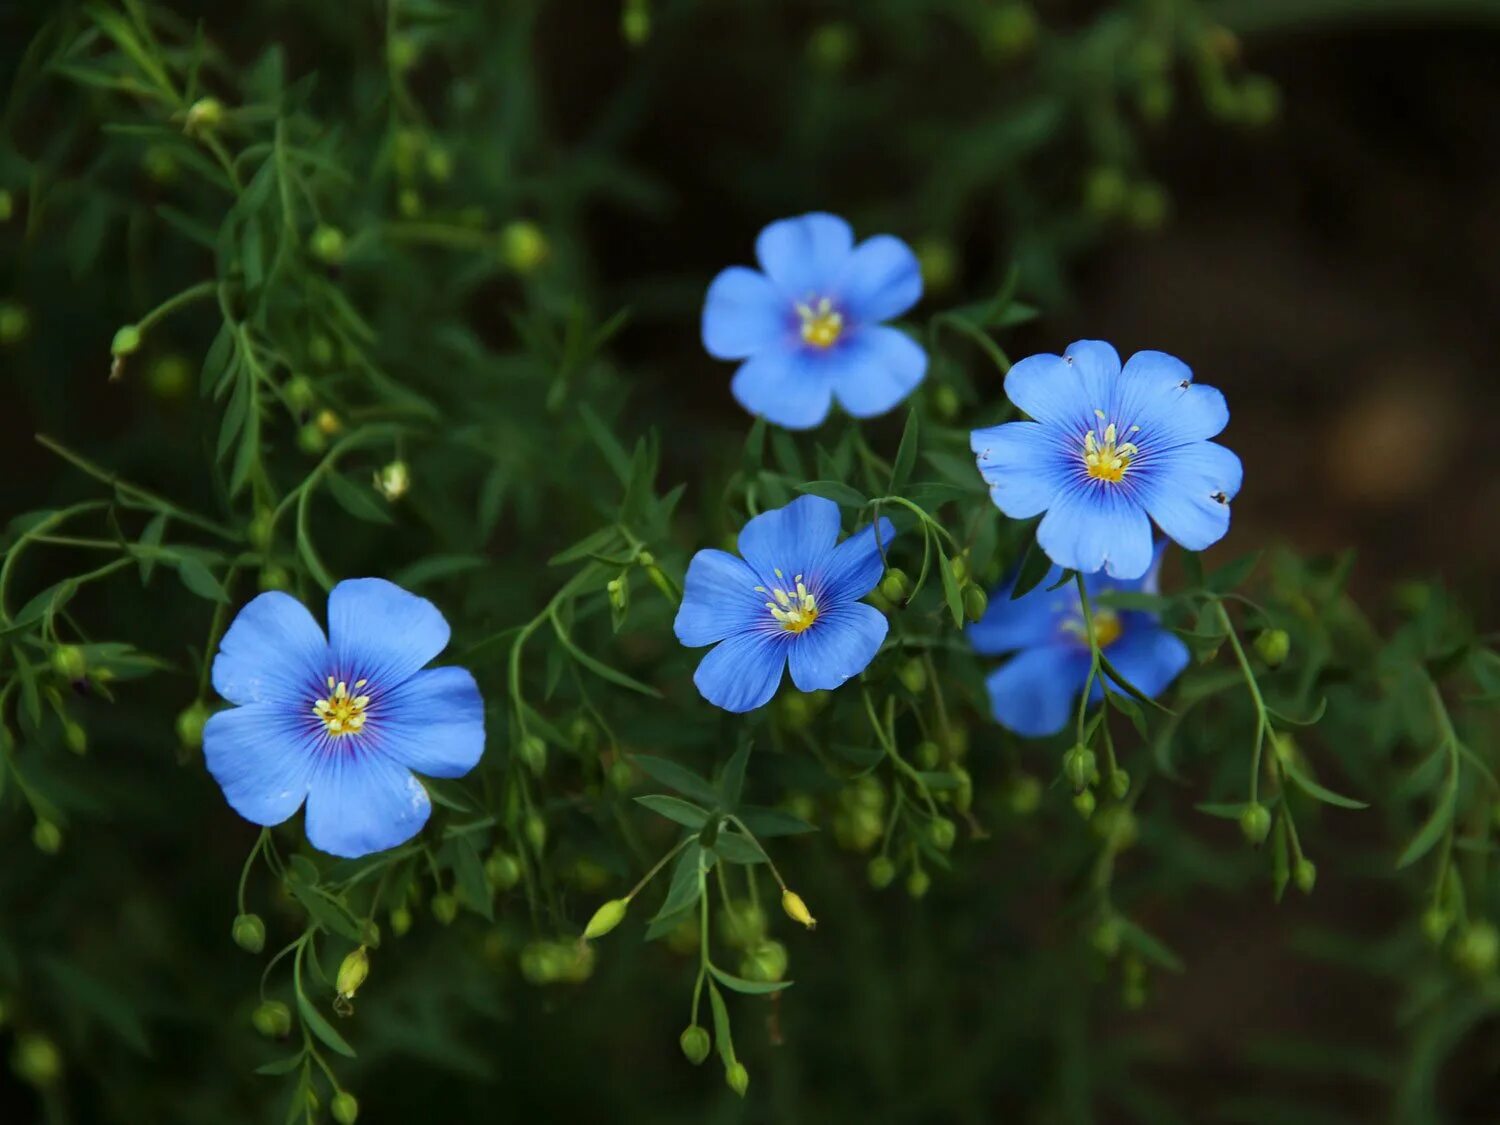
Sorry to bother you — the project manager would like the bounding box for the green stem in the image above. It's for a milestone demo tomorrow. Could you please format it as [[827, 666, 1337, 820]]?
[[1216, 600, 1269, 804]]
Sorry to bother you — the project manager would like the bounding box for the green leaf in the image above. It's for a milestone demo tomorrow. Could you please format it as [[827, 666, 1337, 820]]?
[[634, 795, 709, 829], [1397, 770, 1456, 869], [255, 1055, 304, 1077], [650, 843, 704, 924], [1282, 759, 1368, 810], [939, 549, 964, 628], [795, 480, 866, 508], [452, 836, 494, 920], [735, 806, 816, 837], [549, 526, 622, 567], [631, 755, 720, 807], [1206, 551, 1262, 594], [1266, 698, 1329, 728], [1009, 529, 1050, 600], [1195, 801, 1250, 820], [708, 964, 791, 995], [1101, 652, 1174, 714], [551, 616, 662, 698], [296, 990, 355, 1058], [890, 409, 919, 491], [1117, 919, 1184, 973], [707, 980, 736, 1066], [579, 404, 631, 482], [137, 512, 167, 583], [287, 882, 364, 943], [324, 472, 394, 525], [710, 832, 767, 865], [176, 556, 229, 603], [720, 740, 751, 808]]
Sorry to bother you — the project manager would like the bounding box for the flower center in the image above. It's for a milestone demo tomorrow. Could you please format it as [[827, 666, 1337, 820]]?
[[1063, 608, 1123, 649], [757, 570, 820, 634], [314, 676, 371, 737], [1082, 410, 1140, 483], [796, 297, 843, 349]]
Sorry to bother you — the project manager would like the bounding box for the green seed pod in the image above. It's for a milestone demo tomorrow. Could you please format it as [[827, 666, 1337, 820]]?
[[232, 913, 266, 954], [1084, 166, 1128, 217], [258, 565, 291, 593], [251, 999, 292, 1038], [63, 720, 87, 755], [297, 422, 328, 455], [175, 702, 211, 750], [1063, 745, 1096, 792], [867, 855, 896, 889], [726, 1061, 750, 1098], [431, 892, 458, 925], [519, 733, 547, 776], [880, 568, 911, 604], [584, 897, 629, 940], [948, 553, 969, 586], [680, 1025, 711, 1065], [524, 813, 547, 854], [485, 850, 522, 891], [310, 224, 346, 265], [929, 817, 957, 851], [962, 584, 989, 623], [1239, 803, 1272, 846], [111, 324, 142, 357], [1422, 907, 1453, 946], [1254, 628, 1290, 668], [32, 820, 62, 855], [185, 97, 223, 132], [906, 868, 931, 899], [1073, 790, 1096, 820], [1294, 859, 1317, 895], [336, 946, 370, 999], [719, 903, 767, 950], [331, 1091, 359, 1124]]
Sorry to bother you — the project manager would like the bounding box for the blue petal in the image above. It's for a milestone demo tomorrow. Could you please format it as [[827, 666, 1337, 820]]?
[[328, 578, 450, 688], [788, 603, 887, 691], [304, 749, 432, 859], [1103, 623, 1190, 702], [1139, 442, 1243, 551], [967, 566, 1068, 655], [675, 549, 765, 647], [1036, 484, 1155, 579], [1004, 340, 1120, 427], [374, 666, 486, 779], [702, 266, 792, 360], [829, 326, 927, 419], [816, 517, 895, 601], [692, 631, 787, 713], [755, 213, 854, 297], [203, 703, 316, 826], [211, 591, 329, 707], [985, 646, 1091, 737], [730, 346, 834, 430], [971, 421, 1068, 519], [836, 235, 922, 324], [1113, 350, 1229, 446], [737, 495, 842, 580]]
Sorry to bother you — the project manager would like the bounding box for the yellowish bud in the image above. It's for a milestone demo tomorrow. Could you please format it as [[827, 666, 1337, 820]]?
[[781, 889, 816, 930], [335, 946, 370, 1000], [583, 897, 629, 940]]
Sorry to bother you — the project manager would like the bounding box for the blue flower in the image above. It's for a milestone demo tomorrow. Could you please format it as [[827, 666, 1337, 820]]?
[[971, 341, 1242, 580], [702, 212, 927, 429], [675, 496, 894, 713], [203, 578, 485, 858], [968, 547, 1189, 737]]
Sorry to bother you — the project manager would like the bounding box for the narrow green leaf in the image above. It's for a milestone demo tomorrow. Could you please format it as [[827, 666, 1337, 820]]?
[[552, 618, 662, 698], [708, 964, 791, 995], [631, 755, 720, 807], [324, 472, 394, 525], [634, 795, 709, 829], [452, 835, 494, 920], [176, 556, 229, 603], [890, 409, 919, 491], [650, 843, 704, 924], [1396, 774, 1455, 869], [720, 740, 751, 808], [939, 549, 964, 627], [734, 806, 816, 837], [795, 480, 866, 508], [1282, 759, 1368, 810], [296, 991, 355, 1058]]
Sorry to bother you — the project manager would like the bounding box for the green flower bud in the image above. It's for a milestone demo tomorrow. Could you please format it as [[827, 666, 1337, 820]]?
[[933, 384, 961, 421], [501, 221, 549, 274], [485, 850, 522, 891], [781, 889, 816, 930], [0, 302, 30, 344], [32, 820, 62, 855], [584, 897, 629, 940], [906, 867, 931, 899], [984, 4, 1037, 60], [1009, 773, 1042, 815], [251, 999, 292, 1038], [1455, 921, 1499, 977], [331, 1091, 359, 1124], [915, 237, 957, 294], [1294, 859, 1317, 895], [1239, 75, 1281, 126], [1063, 745, 1096, 792], [621, 0, 650, 45], [1422, 906, 1453, 946], [948, 553, 969, 586], [807, 21, 856, 72], [424, 146, 453, 182], [962, 584, 989, 623], [726, 1061, 750, 1097], [336, 947, 370, 1000], [1073, 789, 1096, 819], [185, 97, 224, 133], [1092, 917, 1121, 958], [867, 855, 896, 889], [898, 658, 927, 695], [741, 939, 788, 983], [915, 739, 941, 769], [63, 720, 87, 755], [143, 145, 178, 183], [929, 817, 957, 851], [524, 813, 547, 854], [952, 766, 973, 814], [1108, 768, 1131, 800], [880, 568, 911, 604], [519, 733, 547, 776], [175, 701, 211, 751], [680, 1025, 711, 1065], [359, 919, 381, 948], [388, 33, 420, 71], [232, 913, 266, 954], [431, 892, 458, 925], [310, 224, 346, 265], [608, 758, 634, 791], [51, 644, 87, 681], [1239, 803, 1272, 846], [1094, 806, 1138, 850], [1254, 628, 1290, 668], [13, 1033, 62, 1086], [389, 904, 412, 937]]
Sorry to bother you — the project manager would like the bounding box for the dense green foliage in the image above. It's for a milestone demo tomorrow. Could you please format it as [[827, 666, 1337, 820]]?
[[2, 2, 1499, 1122]]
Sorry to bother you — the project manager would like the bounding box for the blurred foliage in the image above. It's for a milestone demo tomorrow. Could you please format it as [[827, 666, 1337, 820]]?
[[1, 1, 1499, 1123]]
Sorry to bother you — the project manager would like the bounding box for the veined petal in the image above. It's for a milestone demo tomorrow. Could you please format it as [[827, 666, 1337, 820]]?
[[692, 631, 787, 713], [755, 213, 854, 297], [829, 326, 927, 419], [971, 422, 1067, 519], [817, 517, 895, 601], [1004, 340, 1120, 427], [1036, 485, 1155, 579], [676, 549, 766, 647], [737, 494, 842, 579], [304, 750, 432, 859], [328, 578, 450, 687], [836, 235, 922, 324], [1114, 350, 1229, 446], [788, 603, 887, 692], [967, 566, 1068, 655], [211, 591, 329, 707], [985, 646, 1091, 737], [702, 266, 792, 360], [1103, 624, 1190, 702], [730, 347, 835, 430], [203, 703, 316, 826], [375, 666, 486, 779], [1139, 441, 1243, 551]]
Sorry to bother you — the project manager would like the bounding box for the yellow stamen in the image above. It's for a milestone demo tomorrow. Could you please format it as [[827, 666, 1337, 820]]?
[[1062, 608, 1123, 649], [313, 675, 371, 737], [756, 574, 820, 634], [1081, 411, 1140, 483], [795, 297, 843, 349]]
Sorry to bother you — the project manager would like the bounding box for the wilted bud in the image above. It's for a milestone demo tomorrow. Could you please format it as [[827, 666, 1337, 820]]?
[[486, 850, 522, 890], [331, 1091, 359, 1124], [310, 224, 346, 265], [584, 897, 629, 940], [880, 568, 911, 604], [867, 855, 896, 889], [1254, 628, 1290, 668], [680, 1025, 711, 1065], [726, 1061, 750, 1097], [1455, 921, 1499, 977], [431, 892, 458, 925], [962, 584, 989, 623], [906, 868, 931, 899], [1108, 768, 1131, 800], [389, 904, 412, 937], [12, 1033, 62, 1086], [32, 820, 62, 855], [336, 946, 370, 1000], [929, 817, 956, 851], [1294, 859, 1317, 895], [501, 220, 549, 274], [1239, 803, 1272, 846], [232, 913, 266, 954], [519, 733, 547, 776], [741, 939, 788, 983], [781, 889, 816, 930], [184, 97, 224, 133], [251, 999, 292, 1038], [1073, 790, 1096, 819], [1063, 745, 1096, 792], [51, 644, 87, 681]]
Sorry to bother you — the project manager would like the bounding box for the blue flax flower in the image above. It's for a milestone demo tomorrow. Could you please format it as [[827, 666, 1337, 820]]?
[[971, 340, 1242, 580], [203, 578, 485, 858], [702, 212, 927, 429], [968, 547, 1188, 737], [675, 495, 894, 713]]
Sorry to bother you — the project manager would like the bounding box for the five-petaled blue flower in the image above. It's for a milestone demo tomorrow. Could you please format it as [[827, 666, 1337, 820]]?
[[701, 212, 927, 430], [969, 546, 1188, 737], [971, 341, 1242, 580], [203, 578, 486, 859], [675, 496, 894, 713]]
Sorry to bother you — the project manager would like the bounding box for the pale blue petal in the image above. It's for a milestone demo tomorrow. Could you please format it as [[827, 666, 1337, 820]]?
[[1113, 350, 1229, 446], [755, 213, 854, 297], [1036, 485, 1156, 579], [829, 326, 927, 419], [971, 422, 1068, 519], [1103, 625, 1190, 702], [702, 266, 793, 360], [730, 347, 835, 430], [692, 631, 787, 713], [967, 566, 1068, 655], [1004, 340, 1120, 427], [788, 603, 887, 692], [986, 646, 1091, 737], [328, 578, 450, 687], [817, 517, 895, 601], [1139, 442, 1243, 551], [203, 703, 316, 826], [737, 495, 842, 579], [375, 666, 486, 779], [304, 750, 432, 859], [675, 549, 766, 647], [836, 235, 922, 324], [211, 591, 329, 707]]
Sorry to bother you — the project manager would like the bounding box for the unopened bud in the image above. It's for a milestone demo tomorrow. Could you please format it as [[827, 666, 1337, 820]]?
[[929, 817, 956, 851], [12, 1033, 62, 1086], [741, 939, 788, 982], [0, 303, 30, 345], [259, 564, 291, 592], [286, 372, 318, 410], [880, 568, 911, 603], [63, 720, 87, 755], [1422, 907, 1453, 946], [781, 889, 816, 930], [1109, 769, 1131, 800], [1008, 774, 1043, 815], [1455, 921, 1499, 977], [524, 813, 547, 854], [389, 904, 412, 936], [501, 220, 549, 274], [51, 644, 87, 681], [185, 97, 224, 133], [1063, 745, 1096, 792], [680, 1025, 711, 1065], [906, 868, 930, 898], [297, 422, 328, 455], [607, 576, 629, 612], [867, 855, 896, 888], [336, 946, 370, 1000], [584, 897, 629, 940], [373, 460, 409, 502], [32, 820, 62, 855], [915, 739, 941, 769], [962, 584, 989, 622], [948, 553, 969, 586], [1239, 803, 1272, 846], [0, 190, 12, 222], [315, 408, 342, 436], [1254, 628, 1290, 668], [1073, 790, 1096, 819], [331, 1091, 359, 1124], [232, 913, 266, 954], [486, 850, 522, 890], [310, 224, 346, 265], [898, 659, 927, 694], [621, 0, 651, 45], [519, 733, 547, 776], [431, 892, 458, 925], [726, 1061, 749, 1097], [251, 999, 292, 1038], [1294, 859, 1317, 895]]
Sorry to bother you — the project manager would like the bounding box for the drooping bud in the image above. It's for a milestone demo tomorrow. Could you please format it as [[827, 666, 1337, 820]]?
[[310, 224, 346, 265], [897, 658, 927, 695], [172, 700, 210, 750], [431, 892, 458, 925], [286, 372, 318, 411], [485, 850, 522, 891], [331, 1091, 359, 1124], [867, 855, 896, 889], [389, 904, 412, 937], [906, 868, 931, 899], [948, 553, 969, 586], [952, 766, 973, 814], [1454, 921, 1499, 977], [297, 422, 328, 455], [880, 568, 911, 604], [584, 897, 629, 940], [63, 720, 87, 755], [741, 939, 788, 983], [335, 946, 370, 1001], [1063, 745, 1096, 792], [1254, 628, 1290, 668], [373, 461, 409, 502], [51, 645, 87, 681], [929, 817, 956, 852], [0, 302, 30, 345], [524, 813, 548, 854], [500, 220, 549, 274], [962, 584, 989, 623], [1073, 790, 1096, 819], [1239, 803, 1272, 846], [720, 902, 767, 950], [1422, 907, 1453, 946], [251, 999, 292, 1038], [781, 889, 816, 930], [518, 733, 547, 776], [32, 820, 62, 855], [726, 1061, 750, 1097], [315, 408, 342, 436], [1008, 774, 1042, 815], [1294, 859, 1317, 895], [680, 1025, 711, 1065], [621, 0, 651, 45], [232, 913, 266, 954], [606, 576, 629, 613]]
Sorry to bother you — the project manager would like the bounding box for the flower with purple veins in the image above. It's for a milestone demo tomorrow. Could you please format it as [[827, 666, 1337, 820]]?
[[971, 340, 1242, 580], [701, 212, 927, 429], [203, 578, 485, 858], [675, 495, 894, 713]]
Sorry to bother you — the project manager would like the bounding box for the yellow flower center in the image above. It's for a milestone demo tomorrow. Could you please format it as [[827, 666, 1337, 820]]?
[[314, 676, 371, 737], [1082, 410, 1140, 483], [1063, 608, 1123, 649], [757, 570, 820, 634], [796, 297, 843, 349]]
